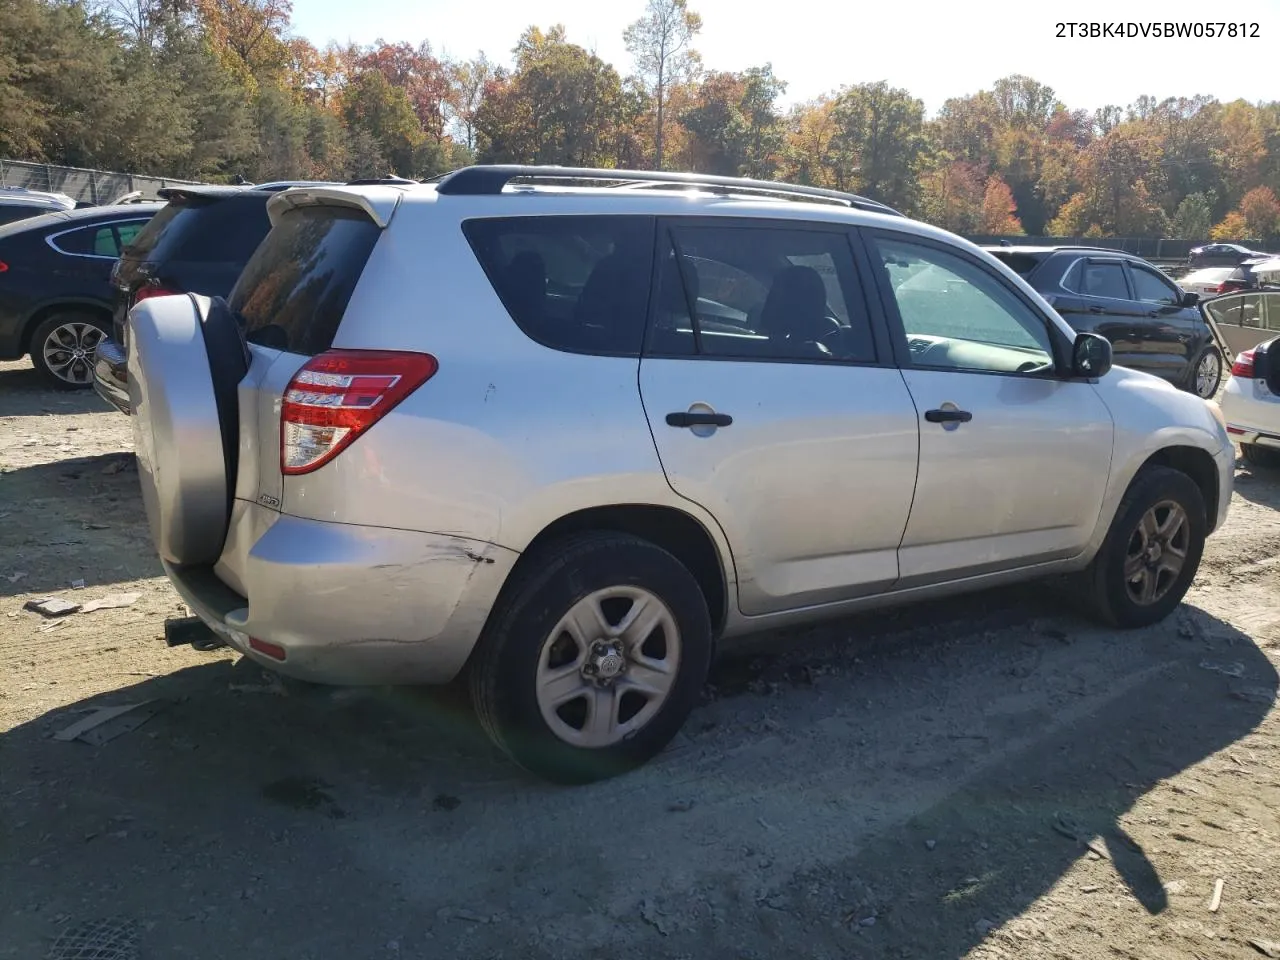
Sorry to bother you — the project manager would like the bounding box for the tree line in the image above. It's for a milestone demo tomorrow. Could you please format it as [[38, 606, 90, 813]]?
[[4, 0, 1280, 241]]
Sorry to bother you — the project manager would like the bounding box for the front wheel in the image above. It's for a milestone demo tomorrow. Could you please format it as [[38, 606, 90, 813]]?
[[1188, 346, 1223, 399], [30, 312, 109, 389], [1081, 466, 1207, 628], [469, 532, 713, 784], [1242, 443, 1280, 470]]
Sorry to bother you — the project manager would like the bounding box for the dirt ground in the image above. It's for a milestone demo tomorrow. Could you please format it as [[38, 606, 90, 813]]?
[[3, 356, 1280, 960]]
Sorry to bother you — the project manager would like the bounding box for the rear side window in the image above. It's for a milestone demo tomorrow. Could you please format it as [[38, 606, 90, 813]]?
[[126, 195, 271, 264], [50, 219, 152, 257], [1069, 260, 1129, 299], [229, 206, 382, 356], [462, 215, 656, 355], [987, 252, 1042, 277], [0, 205, 45, 226]]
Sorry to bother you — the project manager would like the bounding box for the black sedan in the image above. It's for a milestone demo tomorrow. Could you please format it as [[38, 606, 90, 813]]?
[[0, 204, 162, 388], [984, 245, 1229, 399], [1188, 243, 1269, 268]]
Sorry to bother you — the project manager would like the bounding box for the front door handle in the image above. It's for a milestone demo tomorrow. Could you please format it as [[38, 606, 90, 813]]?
[[1088, 305, 1105, 314], [924, 408, 973, 424], [666, 411, 733, 428]]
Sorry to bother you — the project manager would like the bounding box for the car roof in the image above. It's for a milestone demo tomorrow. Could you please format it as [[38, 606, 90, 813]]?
[[0, 203, 163, 240], [981, 244, 1142, 259]]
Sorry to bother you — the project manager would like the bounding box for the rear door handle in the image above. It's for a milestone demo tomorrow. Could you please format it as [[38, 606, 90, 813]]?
[[924, 408, 972, 424], [666, 411, 732, 428], [1088, 305, 1105, 314]]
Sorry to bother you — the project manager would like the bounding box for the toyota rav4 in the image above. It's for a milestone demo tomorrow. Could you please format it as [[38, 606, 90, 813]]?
[[126, 165, 1234, 783]]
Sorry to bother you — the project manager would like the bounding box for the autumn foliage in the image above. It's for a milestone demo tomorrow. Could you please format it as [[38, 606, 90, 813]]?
[[3, 0, 1280, 242]]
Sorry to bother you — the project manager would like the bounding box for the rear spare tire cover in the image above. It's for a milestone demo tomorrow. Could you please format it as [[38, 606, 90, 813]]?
[[128, 294, 246, 566]]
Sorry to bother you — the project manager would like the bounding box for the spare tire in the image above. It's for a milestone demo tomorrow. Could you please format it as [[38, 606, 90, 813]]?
[[128, 294, 248, 567]]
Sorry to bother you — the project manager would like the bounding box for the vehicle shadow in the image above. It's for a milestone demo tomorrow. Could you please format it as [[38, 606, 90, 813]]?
[[0, 596, 1271, 959], [0, 452, 157, 596], [1232, 457, 1280, 509], [0, 363, 112, 417]]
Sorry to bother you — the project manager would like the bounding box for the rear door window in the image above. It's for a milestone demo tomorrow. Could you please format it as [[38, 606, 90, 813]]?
[[1077, 261, 1130, 300], [462, 215, 656, 356], [229, 206, 382, 356]]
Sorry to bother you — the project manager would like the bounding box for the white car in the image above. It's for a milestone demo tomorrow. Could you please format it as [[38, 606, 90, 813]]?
[[1180, 266, 1248, 298], [1221, 335, 1280, 469]]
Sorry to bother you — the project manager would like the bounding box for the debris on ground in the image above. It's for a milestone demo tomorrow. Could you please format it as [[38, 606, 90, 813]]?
[[1200, 660, 1246, 678], [52, 701, 167, 745], [1051, 814, 1110, 860], [1208, 878, 1225, 913], [1249, 937, 1280, 958], [6, 570, 26, 583], [24, 597, 81, 618], [71, 579, 85, 589], [667, 798, 695, 812], [46, 917, 140, 960], [81, 593, 141, 614]]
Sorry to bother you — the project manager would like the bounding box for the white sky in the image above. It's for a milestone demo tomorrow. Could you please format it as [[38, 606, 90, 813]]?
[[289, 0, 1280, 115]]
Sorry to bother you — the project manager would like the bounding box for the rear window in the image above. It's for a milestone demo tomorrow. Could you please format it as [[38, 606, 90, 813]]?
[[986, 251, 1043, 277], [228, 206, 382, 356], [125, 194, 271, 264], [462, 215, 656, 355]]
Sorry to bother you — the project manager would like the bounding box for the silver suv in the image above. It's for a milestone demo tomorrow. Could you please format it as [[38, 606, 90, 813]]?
[[128, 165, 1234, 783]]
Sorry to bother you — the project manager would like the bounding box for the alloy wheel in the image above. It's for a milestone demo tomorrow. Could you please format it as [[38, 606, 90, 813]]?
[[1123, 499, 1190, 606], [41, 322, 104, 386], [535, 586, 681, 748]]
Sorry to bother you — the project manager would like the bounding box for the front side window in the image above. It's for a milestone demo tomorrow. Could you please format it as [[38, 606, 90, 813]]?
[[463, 215, 656, 356], [649, 223, 875, 363], [1129, 264, 1180, 305], [872, 234, 1054, 374]]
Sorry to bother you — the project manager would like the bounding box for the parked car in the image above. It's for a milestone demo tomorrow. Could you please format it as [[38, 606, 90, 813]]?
[[1220, 335, 1280, 469], [0, 186, 77, 226], [94, 182, 334, 413], [1180, 266, 1256, 298], [1203, 290, 1280, 356], [127, 166, 1233, 783], [983, 245, 1228, 399], [1188, 242, 1269, 268], [0, 203, 162, 387]]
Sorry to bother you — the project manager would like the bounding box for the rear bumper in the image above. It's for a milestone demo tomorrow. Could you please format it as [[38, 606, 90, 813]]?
[[164, 509, 518, 685], [1221, 377, 1280, 451], [92, 338, 131, 415]]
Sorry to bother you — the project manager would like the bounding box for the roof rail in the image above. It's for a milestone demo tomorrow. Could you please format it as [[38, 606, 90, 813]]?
[[433, 165, 903, 217], [345, 176, 419, 186]]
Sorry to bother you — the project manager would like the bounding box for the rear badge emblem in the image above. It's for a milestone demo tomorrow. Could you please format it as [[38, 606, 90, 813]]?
[[258, 494, 281, 509]]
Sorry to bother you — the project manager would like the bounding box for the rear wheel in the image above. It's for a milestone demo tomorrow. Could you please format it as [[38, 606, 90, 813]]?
[[469, 532, 712, 784], [30, 312, 109, 389], [1241, 443, 1280, 470], [1080, 466, 1206, 628], [1188, 346, 1223, 399]]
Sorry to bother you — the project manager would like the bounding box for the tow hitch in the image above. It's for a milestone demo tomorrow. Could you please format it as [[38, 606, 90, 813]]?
[[164, 616, 224, 651]]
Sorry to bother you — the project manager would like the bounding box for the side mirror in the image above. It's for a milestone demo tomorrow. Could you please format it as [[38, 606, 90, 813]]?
[[1181, 291, 1200, 307], [1072, 332, 1112, 379]]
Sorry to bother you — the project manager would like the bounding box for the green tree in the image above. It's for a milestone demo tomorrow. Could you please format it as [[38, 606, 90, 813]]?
[[342, 69, 423, 175], [828, 81, 926, 212], [679, 64, 785, 177], [1171, 192, 1215, 239], [624, 0, 701, 169]]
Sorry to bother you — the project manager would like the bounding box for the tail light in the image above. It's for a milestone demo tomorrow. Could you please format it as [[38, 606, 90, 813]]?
[[281, 350, 438, 475], [1231, 349, 1257, 378], [132, 284, 179, 307], [0, 261, 8, 273]]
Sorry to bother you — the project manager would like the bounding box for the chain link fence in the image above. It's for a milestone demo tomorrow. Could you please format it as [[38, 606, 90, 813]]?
[[0, 159, 205, 205]]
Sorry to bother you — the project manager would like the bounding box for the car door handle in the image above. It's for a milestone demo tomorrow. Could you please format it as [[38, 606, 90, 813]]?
[[924, 408, 973, 424], [1088, 305, 1105, 314], [666, 411, 733, 428], [1146, 310, 1160, 318]]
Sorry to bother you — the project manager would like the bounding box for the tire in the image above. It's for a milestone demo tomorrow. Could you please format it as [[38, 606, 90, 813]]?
[[1081, 466, 1207, 628], [1187, 346, 1223, 399], [1242, 443, 1280, 470], [29, 311, 110, 390], [469, 532, 713, 784]]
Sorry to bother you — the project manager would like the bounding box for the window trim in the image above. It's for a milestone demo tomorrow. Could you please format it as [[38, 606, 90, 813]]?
[[44, 218, 152, 261], [859, 227, 1073, 379], [641, 215, 895, 368], [1124, 260, 1181, 307]]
